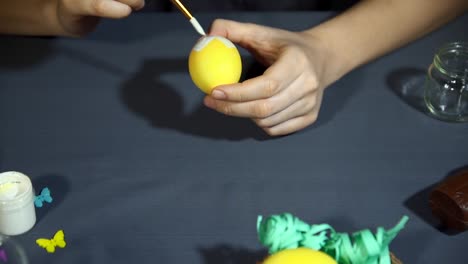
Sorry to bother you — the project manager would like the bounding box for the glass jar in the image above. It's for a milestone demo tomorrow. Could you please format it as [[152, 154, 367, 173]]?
[[424, 42, 468, 122], [0, 235, 29, 264]]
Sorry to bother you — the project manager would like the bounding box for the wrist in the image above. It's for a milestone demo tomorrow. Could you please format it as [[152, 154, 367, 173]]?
[[300, 28, 355, 89]]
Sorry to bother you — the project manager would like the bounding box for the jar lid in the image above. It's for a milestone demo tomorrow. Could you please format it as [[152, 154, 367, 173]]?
[[434, 41, 468, 77], [0, 172, 34, 211]]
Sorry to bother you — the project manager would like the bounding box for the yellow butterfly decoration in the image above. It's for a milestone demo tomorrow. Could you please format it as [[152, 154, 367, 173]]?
[[36, 230, 67, 253]]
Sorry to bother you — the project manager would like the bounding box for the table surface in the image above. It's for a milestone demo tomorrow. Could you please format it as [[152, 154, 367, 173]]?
[[1, 12, 467, 264]]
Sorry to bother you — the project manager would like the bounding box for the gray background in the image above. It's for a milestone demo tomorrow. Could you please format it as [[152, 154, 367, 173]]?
[[0, 12, 467, 264]]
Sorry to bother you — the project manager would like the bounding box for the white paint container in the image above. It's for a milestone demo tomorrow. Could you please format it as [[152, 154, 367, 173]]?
[[0, 171, 36, 236]]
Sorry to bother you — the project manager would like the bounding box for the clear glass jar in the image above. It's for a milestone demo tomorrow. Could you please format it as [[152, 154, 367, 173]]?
[[0, 235, 29, 264], [424, 42, 468, 122]]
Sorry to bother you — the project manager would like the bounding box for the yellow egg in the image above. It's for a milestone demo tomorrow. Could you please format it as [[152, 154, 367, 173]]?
[[188, 36, 242, 94], [263, 248, 337, 264]]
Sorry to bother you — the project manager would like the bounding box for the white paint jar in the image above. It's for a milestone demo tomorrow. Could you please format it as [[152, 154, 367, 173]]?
[[0, 171, 36, 236]]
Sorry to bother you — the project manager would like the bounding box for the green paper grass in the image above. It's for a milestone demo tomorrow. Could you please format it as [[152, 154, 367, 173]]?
[[257, 213, 408, 264]]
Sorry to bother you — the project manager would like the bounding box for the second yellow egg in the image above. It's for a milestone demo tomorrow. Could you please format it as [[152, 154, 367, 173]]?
[[263, 248, 337, 264]]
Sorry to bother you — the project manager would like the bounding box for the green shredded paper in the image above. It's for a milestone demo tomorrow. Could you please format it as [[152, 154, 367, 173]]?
[[257, 213, 408, 264]]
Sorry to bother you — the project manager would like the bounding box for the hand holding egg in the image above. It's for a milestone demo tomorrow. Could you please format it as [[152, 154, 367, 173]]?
[[202, 19, 337, 136]]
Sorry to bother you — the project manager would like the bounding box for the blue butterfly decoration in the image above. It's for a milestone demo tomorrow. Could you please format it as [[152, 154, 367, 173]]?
[[34, 187, 53, 208]]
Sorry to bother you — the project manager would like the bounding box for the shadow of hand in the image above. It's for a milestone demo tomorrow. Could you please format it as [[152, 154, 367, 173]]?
[[120, 58, 268, 141], [0, 36, 55, 69]]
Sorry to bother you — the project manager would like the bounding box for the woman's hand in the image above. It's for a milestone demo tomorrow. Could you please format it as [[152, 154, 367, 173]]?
[[57, 0, 145, 36], [204, 19, 345, 136]]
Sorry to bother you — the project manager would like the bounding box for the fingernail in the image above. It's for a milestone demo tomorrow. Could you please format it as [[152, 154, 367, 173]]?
[[211, 89, 226, 99]]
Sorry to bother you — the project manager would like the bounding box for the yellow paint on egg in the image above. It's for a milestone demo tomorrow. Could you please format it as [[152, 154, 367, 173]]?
[[263, 248, 337, 264], [189, 36, 242, 94]]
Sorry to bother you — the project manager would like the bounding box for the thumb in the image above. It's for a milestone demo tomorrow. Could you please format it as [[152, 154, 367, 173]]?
[[208, 19, 269, 47]]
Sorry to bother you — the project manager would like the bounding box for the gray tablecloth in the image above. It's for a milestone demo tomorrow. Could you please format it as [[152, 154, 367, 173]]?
[[1, 12, 467, 264]]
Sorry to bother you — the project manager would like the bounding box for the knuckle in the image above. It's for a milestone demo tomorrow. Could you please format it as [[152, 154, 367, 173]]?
[[307, 93, 317, 109], [233, 88, 244, 101], [288, 47, 306, 65], [220, 104, 233, 115], [91, 0, 106, 16], [300, 113, 318, 128], [307, 76, 319, 90], [61, 0, 72, 9], [212, 19, 222, 26], [254, 101, 272, 118], [212, 19, 226, 29], [265, 78, 280, 97], [136, 0, 145, 9], [120, 5, 132, 17], [309, 113, 318, 124], [302, 69, 319, 89], [289, 46, 303, 57], [255, 118, 269, 128], [262, 127, 277, 137], [243, 22, 258, 31]]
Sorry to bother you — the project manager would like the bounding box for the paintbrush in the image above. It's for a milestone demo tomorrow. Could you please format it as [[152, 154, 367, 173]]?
[[170, 0, 206, 36]]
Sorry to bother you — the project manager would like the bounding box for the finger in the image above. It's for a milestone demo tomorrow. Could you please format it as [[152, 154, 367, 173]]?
[[254, 93, 316, 128], [116, 0, 145, 10], [211, 50, 301, 102], [209, 19, 283, 52], [209, 19, 287, 68], [263, 114, 318, 136], [68, 0, 132, 19], [205, 73, 307, 119], [209, 19, 264, 45], [204, 96, 275, 119], [262, 89, 324, 135]]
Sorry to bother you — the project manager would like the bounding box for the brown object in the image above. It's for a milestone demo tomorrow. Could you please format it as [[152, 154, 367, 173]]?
[[429, 168, 468, 230], [390, 252, 402, 264]]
